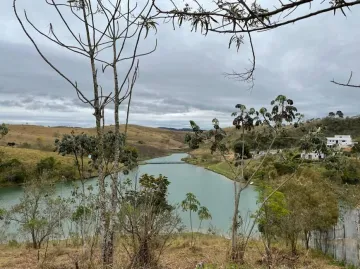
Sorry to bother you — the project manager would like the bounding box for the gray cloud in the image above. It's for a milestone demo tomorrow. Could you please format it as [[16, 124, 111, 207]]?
[[1, 0, 360, 128]]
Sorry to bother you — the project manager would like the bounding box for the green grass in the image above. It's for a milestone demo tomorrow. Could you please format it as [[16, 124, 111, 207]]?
[[207, 161, 236, 180]]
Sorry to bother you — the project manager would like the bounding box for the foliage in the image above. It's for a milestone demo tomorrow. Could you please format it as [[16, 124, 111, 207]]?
[[119, 174, 182, 268], [0, 158, 28, 183], [55, 131, 96, 179], [181, 192, 200, 246], [2, 175, 69, 249], [273, 162, 296, 176], [184, 94, 302, 263], [181, 192, 211, 247], [0, 123, 8, 139], [329, 111, 344, 118], [323, 155, 360, 184], [260, 95, 302, 129], [351, 142, 360, 157], [254, 185, 288, 254], [68, 183, 99, 246], [300, 126, 329, 155], [281, 169, 339, 253], [36, 156, 58, 177], [233, 141, 252, 159]]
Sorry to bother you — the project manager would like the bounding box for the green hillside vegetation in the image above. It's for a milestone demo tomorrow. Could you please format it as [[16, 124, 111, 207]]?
[[227, 116, 360, 151], [0, 124, 186, 186]]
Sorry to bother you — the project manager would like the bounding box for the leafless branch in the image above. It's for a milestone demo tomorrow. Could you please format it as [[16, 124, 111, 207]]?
[[13, 0, 93, 107], [331, 71, 360, 88], [224, 30, 255, 86]]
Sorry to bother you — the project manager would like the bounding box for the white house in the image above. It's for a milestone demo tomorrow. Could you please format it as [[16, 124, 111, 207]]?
[[326, 135, 357, 148], [301, 152, 325, 160]]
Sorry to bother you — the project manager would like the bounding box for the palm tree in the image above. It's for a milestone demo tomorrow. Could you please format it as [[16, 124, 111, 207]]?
[[181, 192, 200, 246]]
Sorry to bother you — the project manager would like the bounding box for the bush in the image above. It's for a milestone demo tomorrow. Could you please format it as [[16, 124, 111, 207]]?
[[6, 170, 27, 183], [274, 162, 295, 175], [0, 158, 28, 184], [19, 142, 32, 149], [233, 141, 252, 159], [36, 157, 58, 176]]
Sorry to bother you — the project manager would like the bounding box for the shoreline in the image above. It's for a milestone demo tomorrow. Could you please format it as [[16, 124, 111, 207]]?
[[0, 150, 186, 189]]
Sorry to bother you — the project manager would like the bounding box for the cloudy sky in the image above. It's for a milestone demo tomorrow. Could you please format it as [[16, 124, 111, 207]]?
[[0, 1, 360, 128]]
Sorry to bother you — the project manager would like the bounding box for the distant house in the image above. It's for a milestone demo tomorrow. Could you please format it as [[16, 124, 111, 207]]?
[[301, 152, 325, 160], [326, 135, 357, 149]]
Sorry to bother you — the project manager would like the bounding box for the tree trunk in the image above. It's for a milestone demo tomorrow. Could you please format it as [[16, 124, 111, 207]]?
[[190, 210, 193, 246], [304, 230, 310, 250], [103, 37, 122, 266], [230, 127, 245, 262], [136, 237, 151, 267], [31, 230, 38, 249], [79, 0, 109, 265]]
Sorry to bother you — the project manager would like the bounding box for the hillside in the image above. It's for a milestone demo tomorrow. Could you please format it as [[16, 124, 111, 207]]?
[[0, 124, 186, 185], [219, 116, 360, 151], [0, 124, 186, 159]]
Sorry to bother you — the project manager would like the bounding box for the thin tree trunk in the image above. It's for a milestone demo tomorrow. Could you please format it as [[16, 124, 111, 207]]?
[[230, 127, 245, 261], [104, 32, 121, 266], [190, 210, 193, 246], [79, 0, 108, 265], [31, 230, 38, 249]]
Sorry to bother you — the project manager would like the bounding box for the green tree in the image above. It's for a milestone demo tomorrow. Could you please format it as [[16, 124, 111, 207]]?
[[119, 174, 181, 268], [0, 123, 8, 139], [336, 110, 344, 118], [36, 156, 58, 177], [328, 112, 335, 118], [181, 192, 200, 246], [233, 141, 252, 159], [197, 206, 212, 231], [3, 175, 69, 249], [185, 94, 302, 263], [55, 131, 96, 180], [281, 169, 339, 253], [255, 186, 288, 260], [351, 143, 360, 159]]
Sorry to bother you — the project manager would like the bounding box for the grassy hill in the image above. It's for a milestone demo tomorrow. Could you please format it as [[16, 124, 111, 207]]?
[[183, 116, 360, 179], [0, 124, 186, 185], [1, 124, 186, 159]]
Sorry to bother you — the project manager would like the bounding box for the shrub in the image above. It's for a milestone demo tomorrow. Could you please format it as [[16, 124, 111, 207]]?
[[274, 162, 295, 175], [19, 142, 32, 149], [233, 141, 252, 159], [36, 157, 58, 176]]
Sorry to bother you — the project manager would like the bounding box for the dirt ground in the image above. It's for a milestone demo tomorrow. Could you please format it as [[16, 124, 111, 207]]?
[[0, 234, 349, 269]]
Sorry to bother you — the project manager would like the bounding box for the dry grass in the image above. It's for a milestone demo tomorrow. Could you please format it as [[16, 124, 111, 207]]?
[[0, 124, 185, 152], [0, 146, 75, 167], [0, 235, 348, 269]]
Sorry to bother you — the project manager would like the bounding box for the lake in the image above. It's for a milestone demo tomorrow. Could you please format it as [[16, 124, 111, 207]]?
[[0, 153, 258, 240]]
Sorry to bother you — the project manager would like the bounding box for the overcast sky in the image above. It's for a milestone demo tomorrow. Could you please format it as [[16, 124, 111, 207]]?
[[0, 1, 359, 128]]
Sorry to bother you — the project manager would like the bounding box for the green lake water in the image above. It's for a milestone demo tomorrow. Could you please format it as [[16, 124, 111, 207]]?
[[0, 153, 258, 240]]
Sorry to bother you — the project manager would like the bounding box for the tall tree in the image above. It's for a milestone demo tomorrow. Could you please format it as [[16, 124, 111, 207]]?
[[336, 110, 344, 118], [185, 94, 302, 263], [328, 112, 335, 118], [13, 0, 157, 265]]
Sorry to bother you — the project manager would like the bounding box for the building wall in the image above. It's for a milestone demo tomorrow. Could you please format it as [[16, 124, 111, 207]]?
[[327, 135, 355, 148], [301, 152, 325, 160]]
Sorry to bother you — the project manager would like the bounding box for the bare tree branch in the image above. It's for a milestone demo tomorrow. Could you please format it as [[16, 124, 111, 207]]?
[[331, 71, 360, 88]]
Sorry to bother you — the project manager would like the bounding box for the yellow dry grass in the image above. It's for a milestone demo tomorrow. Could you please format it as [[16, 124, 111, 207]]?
[[0, 124, 185, 151], [0, 146, 74, 167], [0, 235, 348, 269]]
